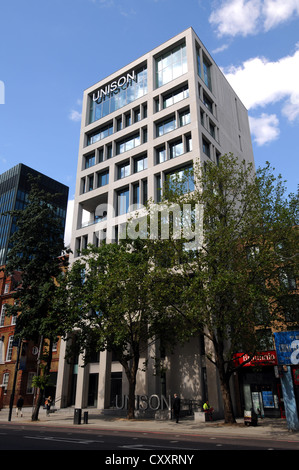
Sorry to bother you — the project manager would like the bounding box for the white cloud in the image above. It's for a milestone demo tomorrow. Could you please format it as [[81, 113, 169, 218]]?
[[249, 113, 280, 145], [69, 110, 82, 122], [209, 0, 299, 36], [223, 48, 299, 121], [263, 0, 299, 30], [209, 0, 261, 37]]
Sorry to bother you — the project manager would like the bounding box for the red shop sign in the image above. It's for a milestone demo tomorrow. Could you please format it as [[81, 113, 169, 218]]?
[[234, 351, 277, 367]]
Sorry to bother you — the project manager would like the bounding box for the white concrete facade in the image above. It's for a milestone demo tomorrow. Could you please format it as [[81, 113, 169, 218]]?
[[56, 27, 254, 414]]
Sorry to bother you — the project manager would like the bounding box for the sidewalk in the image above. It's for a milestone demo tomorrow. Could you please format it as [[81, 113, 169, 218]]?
[[1, 407, 299, 442]]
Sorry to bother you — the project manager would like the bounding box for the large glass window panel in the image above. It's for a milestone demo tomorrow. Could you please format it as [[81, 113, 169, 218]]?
[[155, 43, 187, 88], [89, 66, 148, 124], [170, 140, 184, 159], [117, 188, 130, 216]]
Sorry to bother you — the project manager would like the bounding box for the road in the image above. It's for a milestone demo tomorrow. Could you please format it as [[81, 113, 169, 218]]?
[[0, 422, 298, 453]]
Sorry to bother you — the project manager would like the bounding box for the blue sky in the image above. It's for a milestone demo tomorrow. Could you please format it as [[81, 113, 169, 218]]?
[[0, 0, 298, 242]]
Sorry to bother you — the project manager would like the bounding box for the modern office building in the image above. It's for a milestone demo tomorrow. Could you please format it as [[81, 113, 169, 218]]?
[[0, 164, 68, 408], [56, 27, 255, 415], [0, 163, 69, 265]]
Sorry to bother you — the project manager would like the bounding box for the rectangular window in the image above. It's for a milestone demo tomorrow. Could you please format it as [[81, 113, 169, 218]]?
[[0, 304, 6, 326], [163, 84, 189, 109], [142, 179, 148, 205], [88, 175, 94, 191], [179, 109, 191, 127], [156, 146, 166, 164], [156, 42, 187, 88], [2, 373, 9, 393], [117, 188, 130, 216], [97, 170, 109, 187], [203, 56, 212, 90], [133, 183, 140, 209], [87, 122, 113, 146], [118, 161, 130, 179], [166, 165, 194, 193], [156, 115, 176, 137], [156, 175, 162, 203], [170, 139, 184, 159], [6, 336, 14, 361], [203, 93, 213, 113], [116, 133, 141, 155], [85, 154, 95, 169], [134, 155, 147, 173], [202, 137, 211, 158]]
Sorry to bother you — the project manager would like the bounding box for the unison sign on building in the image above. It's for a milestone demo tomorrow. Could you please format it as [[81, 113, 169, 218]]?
[[92, 71, 137, 103]]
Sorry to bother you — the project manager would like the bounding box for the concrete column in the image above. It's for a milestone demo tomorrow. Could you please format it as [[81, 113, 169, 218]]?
[[97, 350, 111, 409], [75, 353, 89, 408], [56, 338, 71, 409]]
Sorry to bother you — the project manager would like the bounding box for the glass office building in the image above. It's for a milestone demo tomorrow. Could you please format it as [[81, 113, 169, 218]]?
[[0, 163, 69, 266], [56, 28, 255, 415]]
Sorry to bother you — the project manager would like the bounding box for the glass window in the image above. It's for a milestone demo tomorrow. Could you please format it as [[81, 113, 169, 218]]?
[[87, 122, 113, 146], [156, 42, 187, 88], [179, 109, 191, 127], [156, 146, 166, 164], [203, 56, 212, 90], [202, 137, 210, 158], [163, 84, 189, 109], [6, 336, 14, 361], [85, 154, 95, 169], [98, 170, 109, 187], [156, 116, 176, 137], [0, 304, 6, 326], [117, 188, 130, 216], [203, 93, 213, 113], [89, 66, 148, 124], [118, 161, 130, 179], [116, 133, 140, 155], [134, 155, 147, 173], [170, 139, 184, 159], [166, 165, 194, 193], [133, 183, 140, 209]]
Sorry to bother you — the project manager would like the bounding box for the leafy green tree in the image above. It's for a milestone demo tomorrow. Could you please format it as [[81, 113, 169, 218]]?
[[4, 177, 69, 421], [60, 238, 184, 419], [145, 154, 298, 423]]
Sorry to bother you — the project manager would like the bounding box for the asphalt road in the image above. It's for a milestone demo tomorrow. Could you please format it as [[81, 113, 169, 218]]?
[[0, 422, 298, 453]]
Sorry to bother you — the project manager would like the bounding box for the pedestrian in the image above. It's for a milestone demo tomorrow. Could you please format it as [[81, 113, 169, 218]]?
[[45, 396, 52, 416], [203, 400, 214, 420], [172, 393, 181, 423], [16, 395, 24, 417]]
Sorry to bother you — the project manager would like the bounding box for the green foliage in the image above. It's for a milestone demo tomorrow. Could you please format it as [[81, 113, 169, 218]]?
[[4, 176, 69, 342]]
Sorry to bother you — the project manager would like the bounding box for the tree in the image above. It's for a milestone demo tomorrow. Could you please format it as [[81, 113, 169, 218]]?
[[4, 177, 69, 421], [143, 154, 298, 423], [60, 238, 184, 419]]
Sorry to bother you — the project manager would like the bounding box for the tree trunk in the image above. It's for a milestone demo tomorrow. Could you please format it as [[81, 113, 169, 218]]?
[[32, 337, 53, 421], [217, 354, 236, 423], [122, 352, 139, 420]]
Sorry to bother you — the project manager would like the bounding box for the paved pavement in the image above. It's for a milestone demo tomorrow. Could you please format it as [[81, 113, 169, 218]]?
[[1, 407, 299, 442]]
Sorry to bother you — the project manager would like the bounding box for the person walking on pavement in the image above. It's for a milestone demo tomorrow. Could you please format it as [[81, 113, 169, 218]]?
[[203, 400, 214, 420], [45, 396, 52, 416], [16, 396, 24, 417], [172, 393, 181, 423]]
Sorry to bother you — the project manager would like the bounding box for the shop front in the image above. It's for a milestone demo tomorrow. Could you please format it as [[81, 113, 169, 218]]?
[[235, 351, 285, 419]]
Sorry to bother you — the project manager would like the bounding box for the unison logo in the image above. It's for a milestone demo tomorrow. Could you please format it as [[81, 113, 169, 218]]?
[[92, 71, 137, 103], [0, 80, 4, 104]]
